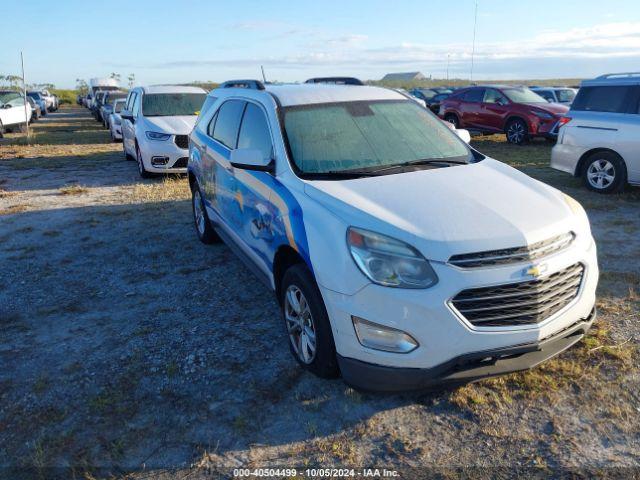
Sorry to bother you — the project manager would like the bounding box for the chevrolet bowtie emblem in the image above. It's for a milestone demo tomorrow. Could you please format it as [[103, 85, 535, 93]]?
[[526, 264, 548, 278]]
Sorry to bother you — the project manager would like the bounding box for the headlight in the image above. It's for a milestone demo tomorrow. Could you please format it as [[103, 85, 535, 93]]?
[[145, 131, 171, 141], [352, 316, 418, 353], [533, 111, 554, 120], [347, 227, 438, 289]]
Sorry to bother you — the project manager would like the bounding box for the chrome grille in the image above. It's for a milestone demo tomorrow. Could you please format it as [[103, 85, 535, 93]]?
[[174, 135, 189, 149], [451, 263, 584, 327], [448, 232, 574, 269]]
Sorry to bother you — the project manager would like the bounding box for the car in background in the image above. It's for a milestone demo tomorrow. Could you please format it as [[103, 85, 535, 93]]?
[[531, 87, 578, 106], [108, 98, 127, 142], [0, 91, 32, 136], [26, 96, 41, 121], [121, 85, 207, 177], [91, 91, 109, 121], [439, 85, 569, 144], [100, 91, 128, 127], [551, 72, 640, 193], [39, 89, 58, 112], [27, 91, 47, 117], [186, 80, 597, 391]]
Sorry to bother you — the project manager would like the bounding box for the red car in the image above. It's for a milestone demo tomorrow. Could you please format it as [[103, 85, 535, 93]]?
[[438, 86, 569, 144]]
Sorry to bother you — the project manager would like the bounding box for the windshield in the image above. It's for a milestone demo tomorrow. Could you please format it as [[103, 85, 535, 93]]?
[[27, 92, 41, 100], [503, 88, 547, 104], [0, 92, 23, 106], [283, 100, 471, 174], [142, 93, 206, 117], [556, 89, 576, 102]]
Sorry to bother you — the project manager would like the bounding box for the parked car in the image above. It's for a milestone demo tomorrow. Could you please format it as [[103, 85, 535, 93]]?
[[88, 77, 120, 109], [439, 85, 569, 144], [100, 91, 128, 128], [551, 72, 640, 193], [0, 91, 32, 136], [187, 80, 598, 391], [26, 96, 41, 121], [27, 91, 47, 117], [91, 91, 110, 121], [121, 85, 207, 177], [531, 87, 578, 106], [39, 89, 57, 112], [108, 98, 127, 142]]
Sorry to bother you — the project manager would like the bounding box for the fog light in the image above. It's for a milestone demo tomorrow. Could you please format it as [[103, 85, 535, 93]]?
[[351, 316, 418, 353], [151, 156, 169, 166]]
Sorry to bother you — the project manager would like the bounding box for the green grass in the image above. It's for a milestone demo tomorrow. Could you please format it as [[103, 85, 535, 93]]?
[[50, 89, 77, 105]]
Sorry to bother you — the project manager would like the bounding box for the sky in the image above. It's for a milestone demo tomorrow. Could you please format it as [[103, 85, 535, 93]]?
[[2, 0, 640, 88]]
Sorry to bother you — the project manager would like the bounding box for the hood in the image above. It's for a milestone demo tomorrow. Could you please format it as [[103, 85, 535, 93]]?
[[144, 115, 197, 135], [525, 102, 569, 116], [303, 159, 576, 262]]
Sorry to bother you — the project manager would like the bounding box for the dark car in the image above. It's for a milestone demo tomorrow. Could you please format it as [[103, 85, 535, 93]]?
[[27, 91, 47, 117], [438, 85, 569, 144], [99, 91, 128, 128]]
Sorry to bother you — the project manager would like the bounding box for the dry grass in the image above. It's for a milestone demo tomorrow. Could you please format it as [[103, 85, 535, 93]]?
[[58, 184, 89, 196], [0, 204, 29, 215], [0, 188, 16, 198], [129, 177, 190, 202]]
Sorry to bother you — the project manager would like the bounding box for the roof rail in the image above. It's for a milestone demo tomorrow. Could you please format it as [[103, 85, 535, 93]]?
[[219, 79, 265, 90], [305, 77, 364, 86], [596, 72, 640, 79]]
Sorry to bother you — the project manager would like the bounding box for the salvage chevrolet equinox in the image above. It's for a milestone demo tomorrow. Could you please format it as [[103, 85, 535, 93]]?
[[187, 80, 598, 392]]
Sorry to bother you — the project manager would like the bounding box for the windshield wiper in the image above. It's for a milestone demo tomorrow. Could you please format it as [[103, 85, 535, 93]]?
[[361, 158, 468, 174], [303, 170, 382, 179]]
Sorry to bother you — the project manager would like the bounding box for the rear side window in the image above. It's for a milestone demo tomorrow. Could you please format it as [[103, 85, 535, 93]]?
[[212, 100, 246, 148], [572, 86, 635, 113], [463, 89, 485, 102], [237, 103, 273, 162]]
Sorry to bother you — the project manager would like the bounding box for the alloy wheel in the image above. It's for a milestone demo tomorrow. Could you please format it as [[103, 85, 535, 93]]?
[[284, 285, 317, 364], [507, 121, 525, 144], [587, 159, 615, 190]]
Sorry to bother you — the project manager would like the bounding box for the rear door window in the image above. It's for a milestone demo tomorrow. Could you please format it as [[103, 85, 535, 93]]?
[[212, 100, 246, 149], [463, 89, 485, 102], [572, 86, 635, 113]]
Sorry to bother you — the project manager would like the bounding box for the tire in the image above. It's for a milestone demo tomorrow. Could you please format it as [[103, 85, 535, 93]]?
[[444, 113, 459, 129], [191, 185, 220, 244], [582, 151, 627, 194], [505, 118, 529, 145], [280, 264, 339, 379], [136, 144, 153, 178]]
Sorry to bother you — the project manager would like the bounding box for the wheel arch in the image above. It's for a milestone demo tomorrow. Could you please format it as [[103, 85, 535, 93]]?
[[575, 148, 626, 177], [273, 246, 307, 306], [503, 115, 529, 133]]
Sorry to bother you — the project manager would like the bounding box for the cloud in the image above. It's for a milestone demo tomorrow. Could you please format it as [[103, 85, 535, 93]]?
[[142, 21, 640, 78]]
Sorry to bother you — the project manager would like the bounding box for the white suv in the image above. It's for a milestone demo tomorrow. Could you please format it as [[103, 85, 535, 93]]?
[[551, 73, 640, 193], [0, 91, 32, 137], [121, 85, 207, 177], [188, 80, 598, 391]]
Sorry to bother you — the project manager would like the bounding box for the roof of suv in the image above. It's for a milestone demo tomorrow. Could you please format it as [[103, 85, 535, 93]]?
[[243, 84, 406, 107], [138, 85, 208, 95], [582, 72, 640, 87]]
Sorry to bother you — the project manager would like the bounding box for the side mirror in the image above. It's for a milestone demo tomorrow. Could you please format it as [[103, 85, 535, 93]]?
[[455, 128, 471, 144], [230, 148, 273, 172], [121, 110, 134, 122]]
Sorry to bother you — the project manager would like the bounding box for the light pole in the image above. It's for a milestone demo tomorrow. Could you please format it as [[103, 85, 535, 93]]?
[[21, 51, 29, 139], [446, 54, 450, 82], [470, 0, 478, 82]]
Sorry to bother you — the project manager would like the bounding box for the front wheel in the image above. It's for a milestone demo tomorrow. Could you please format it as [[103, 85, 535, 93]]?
[[281, 264, 339, 379], [136, 144, 152, 178], [444, 113, 459, 129], [583, 151, 626, 194], [505, 118, 529, 145]]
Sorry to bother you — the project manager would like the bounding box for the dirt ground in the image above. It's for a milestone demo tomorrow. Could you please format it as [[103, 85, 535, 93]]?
[[1, 108, 639, 479]]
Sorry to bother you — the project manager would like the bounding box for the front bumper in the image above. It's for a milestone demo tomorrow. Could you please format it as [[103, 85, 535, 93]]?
[[321, 234, 598, 389], [139, 136, 188, 173], [339, 308, 595, 392], [551, 143, 587, 176]]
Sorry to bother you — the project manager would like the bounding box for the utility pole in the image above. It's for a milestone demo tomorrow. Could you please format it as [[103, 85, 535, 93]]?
[[470, 0, 478, 82], [446, 54, 450, 82], [21, 51, 29, 139]]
